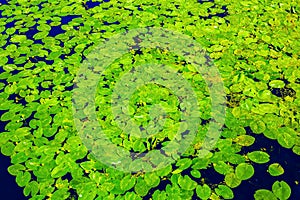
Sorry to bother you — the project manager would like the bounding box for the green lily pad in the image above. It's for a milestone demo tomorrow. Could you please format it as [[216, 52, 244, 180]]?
[[269, 80, 285, 88], [215, 185, 234, 199], [234, 135, 255, 146], [249, 120, 266, 134], [214, 161, 233, 175], [225, 173, 241, 188], [144, 172, 160, 188], [268, 163, 284, 176], [272, 181, 291, 200], [120, 175, 136, 191], [16, 171, 31, 187], [254, 189, 277, 200], [248, 151, 270, 164], [196, 184, 211, 200], [1, 142, 15, 156], [235, 163, 254, 180], [178, 175, 197, 191], [134, 177, 149, 197]]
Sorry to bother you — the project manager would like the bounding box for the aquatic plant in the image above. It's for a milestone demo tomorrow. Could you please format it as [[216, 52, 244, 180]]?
[[0, 0, 299, 199]]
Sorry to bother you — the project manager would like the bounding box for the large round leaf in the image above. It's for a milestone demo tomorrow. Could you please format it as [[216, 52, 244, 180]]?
[[178, 175, 197, 191], [196, 184, 211, 200], [254, 189, 277, 200], [272, 181, 291, 200], [215, 185, 234, 199], [268, 163, 284, 176], [235, 163, 254, 180], [225, 173, 241, 188]]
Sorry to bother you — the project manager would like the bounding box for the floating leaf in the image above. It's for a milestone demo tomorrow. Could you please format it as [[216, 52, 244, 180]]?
[[277, 132, 295, 149], [214, 161, 233, 175], [248, 151, 270, 164], [190, 169, 201, 178], [16, 171, 31, 187], [268, 163, 284, 176], [215, 185, 234, 199], [134, 177, 149, 197], [254, 189, 277, 200], [225, 173, 241, 188], [8, 163, 26, 176], [234, 135, 255, 146], [249, 120, 266, 134], [196, 184, 211, 200], [144, 172, 160, 188], [178, 175, 197, 191], [51, 164, 68, 178], [120, 175, 136, 191], [1, 142, 15, 156], [272, 181, 291, 200], [235, 163, 254, 180], [269, 80, 285, 88]]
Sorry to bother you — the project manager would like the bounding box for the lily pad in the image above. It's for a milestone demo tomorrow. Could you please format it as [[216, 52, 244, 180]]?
[[196, 184, 211, 200], [248, 151, 270, 164], [272, 181, 291, 200], [235, 163, 254, 180], [268, 163, 284, 176], [178, 175, 197, 191], [234, 135, 255, 146], [254, 189, 277, 200], [225, 173, 241, 188], [215, 185, 234, 199]]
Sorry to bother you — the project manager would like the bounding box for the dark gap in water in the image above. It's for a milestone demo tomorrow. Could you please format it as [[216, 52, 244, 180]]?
[[49, 26, 65, 37], [0, 153, 27, 199], [253, 77, 260, 82], [8, 94, 27, 106], [144, 178, 172, 199], [22, 111, 36, 127], [75, 154, 89, 164], [7, 56, 14, 65], [271, 87, 296, 98], [63, 68, 69, 74], [61, 15, 81, 25], [11, 69, 19, 75], [5, 20, 16, 28], [68, 188, 79, 200], [137, 5, 143, 11], [201, 167, 224, 185], [198, 0, 214, 2], [61, 172, 73, 182], [84, 1, 101, 9], [103, 21, 120, 25], [25, 24, 38, 40], [0, 110, 9, 133], [0, 0, 9, 5], [29, 56, 53, 66], [201, 118, 210, 125], [0, 66, 4, 74], [64, 84, 74, 92], [37, 2, 46, 10], [33, 39, 44, 45]]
